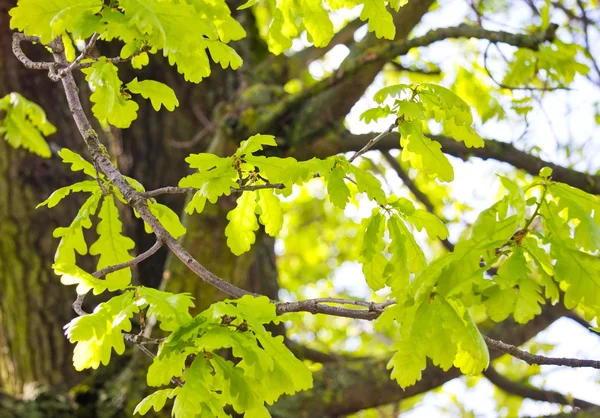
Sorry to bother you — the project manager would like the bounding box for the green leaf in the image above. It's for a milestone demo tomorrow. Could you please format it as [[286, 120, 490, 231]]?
[[549, 182, 600, 251], [359, 0, 395, 39], [237, 134, 277, 156], [146, 201, 187, 238], [185, 192, 208, 215], [300, 0, 334, 47], [348, 165, 386, 205], [53, 263, 109, 295], [127, 78, 179, 111], [64, 291, 138, 370], [360, 106, 393, 124], [37, 180, 99, 208], [225, 192, 259, 255], [389, 214, 426, 273], [406, 209, 448, 240], [210, 354, 263, 412], [0, 93, 55, 157], [327, 166, 351, 209], [206, 40, 243, 70], [53, 192, 102, 264], [360, 213, 385, 262], [362, 252, 388, 291], [58, 148, 97, 178], [9, 0, 103, 44], [134, 388, 180, 416], [82, 59, 139, 128], [89, 195, 135, 291], [244, 155, 297, 184], [553, 245, 600, 314], [147, 351, 189, 387], [373, 84, 412, 104], [136, 287, 194, 331], [400, 121, 454, 182], [180, 157, 238, 204], [256, 189, 283, 236], [172, 356, 221, 418]]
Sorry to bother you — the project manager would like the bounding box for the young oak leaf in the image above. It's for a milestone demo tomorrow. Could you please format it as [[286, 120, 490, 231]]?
[[9, 0, 103, 44], [300, 0, 334, 47], [256, 189, 283, 237], [406, 209, 448, 241], [64, 291, 138, 370], [127, 78, 179, 111], [135, 287, 194, 331], [400, 121, 454, 182], [82, 59, 139, 128], [146, 201, 187, 238], [205, 40, 243, 70], [134, 388, 181, 416], [225, 192, 259, 255], [37, 180, 99, 209], [236, 134, 277, 156], [327, 167, 351, 209], [58, 148, 97, 178], [0, 92, 55, 158], [89, 195, 135, 291], [210, 354, 263, 412], [53, 263, 109, 295], [54, 192, 102, 264], [359, 0, 395, 40], [348, 165, 386, 205]]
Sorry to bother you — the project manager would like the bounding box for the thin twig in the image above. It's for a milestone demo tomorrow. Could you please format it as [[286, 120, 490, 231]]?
[[276, 298, 396, 321], [349, 123, 397, 163], [11, 33, 58, 80], [72, 294, 87, 316], [123, 333, 165, 345], [140, 183, 286, 199], [484, 335, 600, 369], [92, 240, 163, 278], [58, 32, 100, 77]]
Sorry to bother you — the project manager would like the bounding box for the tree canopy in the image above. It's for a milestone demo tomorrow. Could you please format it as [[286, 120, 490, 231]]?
[[0, 0, 599, 417]]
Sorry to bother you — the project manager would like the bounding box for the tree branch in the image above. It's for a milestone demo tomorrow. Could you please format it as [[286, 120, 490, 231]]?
[[484, 335, 600, 369], [483, 366, 599, 409], [92, 240, 163, 279], [335, 132, 600, 195], [139, 183, 285, 199]]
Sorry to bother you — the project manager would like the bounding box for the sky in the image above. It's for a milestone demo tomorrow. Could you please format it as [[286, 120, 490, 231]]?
[[287, 0, 600, 416]]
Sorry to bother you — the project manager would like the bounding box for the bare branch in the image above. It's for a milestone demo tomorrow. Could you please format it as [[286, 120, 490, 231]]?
[[140, 183, 285, 199], [276, 298, 396, 320], [11, 33, 58, 80], [483, 366, 599, 409], [92, 240, 163, 279], [484, 335, 600, 369], [57, 32, 100, 77], [72, 294, 87, 316]]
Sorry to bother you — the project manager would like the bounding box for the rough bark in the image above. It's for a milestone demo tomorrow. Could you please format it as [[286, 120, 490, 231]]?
[[0, 0, 93, 394]]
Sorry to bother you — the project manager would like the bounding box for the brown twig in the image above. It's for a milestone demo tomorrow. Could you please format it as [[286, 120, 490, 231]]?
[[92, 240, 163, 279], [140, 183, 285, 199], [484, 335, 600, 369]]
